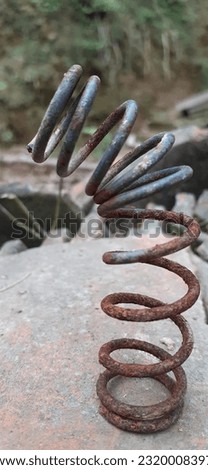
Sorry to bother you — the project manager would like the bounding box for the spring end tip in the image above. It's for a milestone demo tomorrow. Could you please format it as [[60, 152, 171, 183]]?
[[26, 144, 33, 154]]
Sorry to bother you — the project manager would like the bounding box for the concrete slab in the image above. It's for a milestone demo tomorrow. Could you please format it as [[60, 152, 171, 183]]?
[[0, 236, 207, 449]]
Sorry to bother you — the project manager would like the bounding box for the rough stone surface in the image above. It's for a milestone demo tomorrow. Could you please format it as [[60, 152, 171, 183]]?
[[0, 239, 27, 256], [69, 178, 94, 217], [191, 252, 208, 323], [0, 152, 95, 247], [173, 192, 196, 217], [0, 149, 95, 189], [194, 190, 208, 224], [196, 239, 208, 263], [136, 137, 208, 209], [0, 183, 82, 247], [0, 236, 207, 449], [75, 205, 106, 240]]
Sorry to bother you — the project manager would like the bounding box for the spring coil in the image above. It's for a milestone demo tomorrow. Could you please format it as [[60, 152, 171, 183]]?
[[27, 64, 200, 433]]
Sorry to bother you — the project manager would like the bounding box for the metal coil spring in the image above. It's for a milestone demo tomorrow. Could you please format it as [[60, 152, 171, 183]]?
[[27, 64, 200, 433]]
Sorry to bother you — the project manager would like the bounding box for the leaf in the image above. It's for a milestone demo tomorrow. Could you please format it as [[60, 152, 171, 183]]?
[[0, 81, 8, 91]]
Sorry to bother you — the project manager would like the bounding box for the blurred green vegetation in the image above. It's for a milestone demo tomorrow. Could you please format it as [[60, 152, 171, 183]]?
[[0, 0, 208, 144]]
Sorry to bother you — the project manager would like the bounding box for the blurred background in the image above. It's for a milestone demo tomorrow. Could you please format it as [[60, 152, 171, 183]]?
[[1, 0, 208, 146], [1, 0, 208, 310]]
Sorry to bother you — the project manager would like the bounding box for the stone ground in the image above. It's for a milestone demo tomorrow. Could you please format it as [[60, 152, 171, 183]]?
[[0, 234, 207, 450]]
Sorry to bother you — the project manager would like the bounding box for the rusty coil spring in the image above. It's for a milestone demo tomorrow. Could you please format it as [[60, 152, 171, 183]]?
[[27, 64, 200, 433]]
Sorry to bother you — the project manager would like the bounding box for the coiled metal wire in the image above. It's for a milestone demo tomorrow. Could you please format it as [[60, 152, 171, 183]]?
[[28, 64, 200, 433]]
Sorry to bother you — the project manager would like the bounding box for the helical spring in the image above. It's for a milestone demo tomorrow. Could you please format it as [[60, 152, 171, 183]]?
[[27, 64, 200, 433]]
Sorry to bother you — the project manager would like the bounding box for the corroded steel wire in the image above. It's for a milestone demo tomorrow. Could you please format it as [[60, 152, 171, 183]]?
[[28, 64, 200, 433]]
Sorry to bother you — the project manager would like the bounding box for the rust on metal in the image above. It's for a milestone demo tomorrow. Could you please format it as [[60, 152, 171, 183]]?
[[27, 64, 201, 433]]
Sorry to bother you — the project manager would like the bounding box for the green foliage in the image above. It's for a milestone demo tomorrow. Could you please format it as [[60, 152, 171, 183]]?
[[0, 0, 208, 144], [30, 0, 61, 13]]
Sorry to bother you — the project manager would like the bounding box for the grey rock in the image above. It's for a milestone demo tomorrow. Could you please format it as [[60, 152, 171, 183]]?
[[172, 125, 208, 145], [0, 239, 27, 256], [196, 238, 208, 262], [134, 137, 208, 209], [0, 192, 45, 248], [75, 205, 108, 240], [197, 231, 208, 244], [175, 92, 208, 116], [141, 202, 165, 236], [0, 183, 82, 248], [164, 192, 197, 237], [194, 189, 208, 224], [191, 252, 208, 322], [0, 238, 207, 449], [42, 228, 72, 245], [69, 177, 94, 217], [173, 192, 196, 217], [160, 337, 176, 351]]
